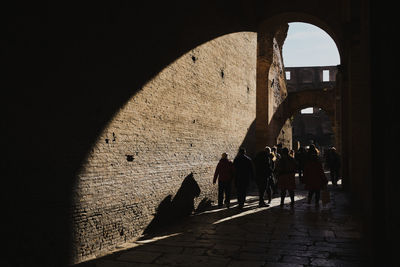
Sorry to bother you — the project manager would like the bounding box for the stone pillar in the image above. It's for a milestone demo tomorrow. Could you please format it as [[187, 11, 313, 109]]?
[[334, 65, 343, 155], [256, 25, 290, 151], [255, 31, 274, 150]]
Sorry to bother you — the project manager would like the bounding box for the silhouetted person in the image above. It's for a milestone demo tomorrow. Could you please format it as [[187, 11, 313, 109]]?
[[233, 147, 254, 209], [326, 147, 341, 186], [275, 147, 298, 208], [295, 147, 307, 184], [213, 152, 235, 208], [304, 146, 328, 207], [276, 143, 283, 159], [272, 146, 281, 160], [267, 150, 277, 200], [254, 146, 273, 207], [289, 149, 295, 158], [270, 147, 279, 194]]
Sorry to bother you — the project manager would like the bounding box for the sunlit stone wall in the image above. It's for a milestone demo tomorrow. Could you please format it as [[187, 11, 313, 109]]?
[[71, 32, 258, 263]]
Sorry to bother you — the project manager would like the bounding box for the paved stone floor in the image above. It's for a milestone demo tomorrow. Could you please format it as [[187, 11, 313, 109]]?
[[76, 179, 367, 267]]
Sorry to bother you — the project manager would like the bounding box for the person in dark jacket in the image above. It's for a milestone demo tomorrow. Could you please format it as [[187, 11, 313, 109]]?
[[275, 147, 298, 207], [233, 147, 254, 209], [326, 147, 341, 186], [213, 153, 235, 208], [254, 146, 273, 207], [295, 146, 307, 184], [304, 145, 328, 206]]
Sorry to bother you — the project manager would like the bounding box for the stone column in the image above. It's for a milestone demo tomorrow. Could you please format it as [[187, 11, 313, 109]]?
[[255, 31, 274, 150]]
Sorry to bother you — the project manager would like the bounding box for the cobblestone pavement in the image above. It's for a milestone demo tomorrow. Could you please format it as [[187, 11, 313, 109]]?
[[76, 179, 367, 267]]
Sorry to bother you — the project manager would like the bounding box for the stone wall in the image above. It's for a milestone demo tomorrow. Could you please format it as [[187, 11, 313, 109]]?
[[3, 1, 381, 266], [268, 30, 292, 149], [71, 32, 258, 263]]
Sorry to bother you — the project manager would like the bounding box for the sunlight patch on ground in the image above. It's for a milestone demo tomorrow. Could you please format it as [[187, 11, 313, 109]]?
[[135, 232, 182, 245], [212, 194, 306, 225]]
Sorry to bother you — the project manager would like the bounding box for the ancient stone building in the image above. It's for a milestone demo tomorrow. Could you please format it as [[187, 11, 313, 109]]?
[[3, 1, 398, 266], [285, 66, 338, 93], [292, 108, 334, 149], [285, 66, 338, 151], [71, 25, 293, 262]]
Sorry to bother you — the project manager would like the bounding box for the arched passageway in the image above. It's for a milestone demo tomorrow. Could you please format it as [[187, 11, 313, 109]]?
[[292, 107, 335, 151], [265, 88, 336, 148], [255, 16, 342, 150], [4, 1, 387, 266]]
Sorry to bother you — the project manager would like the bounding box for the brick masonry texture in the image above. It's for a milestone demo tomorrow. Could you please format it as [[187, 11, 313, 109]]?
[[71, 30, 292, 263], [71, 32, 259, 263]]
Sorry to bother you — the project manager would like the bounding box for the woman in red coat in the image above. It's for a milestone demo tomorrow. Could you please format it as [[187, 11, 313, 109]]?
[[303, 145, 328, 207], [275, 148, 298, 207]]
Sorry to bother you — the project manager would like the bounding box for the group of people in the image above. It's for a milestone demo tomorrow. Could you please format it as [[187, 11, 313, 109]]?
[[213, 144, 341, 209]]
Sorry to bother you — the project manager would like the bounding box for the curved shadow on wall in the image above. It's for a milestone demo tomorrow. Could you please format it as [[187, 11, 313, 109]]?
[[3, 2, 347, 266], [4, 3, 255, 266], [238, 119, 257, 158], [266, 89, 335, 145]]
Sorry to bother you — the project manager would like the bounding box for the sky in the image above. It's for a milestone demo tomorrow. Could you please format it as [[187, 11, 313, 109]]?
[[282, 22, 340, 67]]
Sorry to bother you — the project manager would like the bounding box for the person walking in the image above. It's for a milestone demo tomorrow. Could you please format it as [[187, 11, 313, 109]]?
[[303, 145, 328, 207], [326, 147, 341, 186], [272, 146, 281, 161], [269, 148, 278, 195], [254, 146, 274, 207], [289, 149, 295, 158], [295, 146, 307, 184], [233, 147, 254, 209], [213, 153, 235, 208], [267, 150, 277, 200], [275, 147, 298, 208]]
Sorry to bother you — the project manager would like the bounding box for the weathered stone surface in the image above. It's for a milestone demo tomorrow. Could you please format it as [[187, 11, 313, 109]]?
[[281, 255, 309, 265], [76, 182, 366, 267], [115, 251, 161, 263], [155, 254, 230, 266], [2, 1, 383, 266], [72, 31, 261, 262]]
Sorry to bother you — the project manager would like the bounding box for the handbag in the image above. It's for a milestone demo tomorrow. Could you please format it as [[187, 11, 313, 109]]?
[[321, 190, 330, 205]]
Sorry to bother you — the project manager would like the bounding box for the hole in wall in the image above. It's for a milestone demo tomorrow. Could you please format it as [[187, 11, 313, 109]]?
[[220, 69, 224, 79], [286, 71, 291, 80], [126, 155, 134, 162]]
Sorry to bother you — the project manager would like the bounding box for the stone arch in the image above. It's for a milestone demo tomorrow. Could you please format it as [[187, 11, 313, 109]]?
[[266, 89, 335, 147], [256, 11, 342, 149], [3, 2, 357, 266], [70, 8, 344, 264], [258, 12, 344, 60]]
